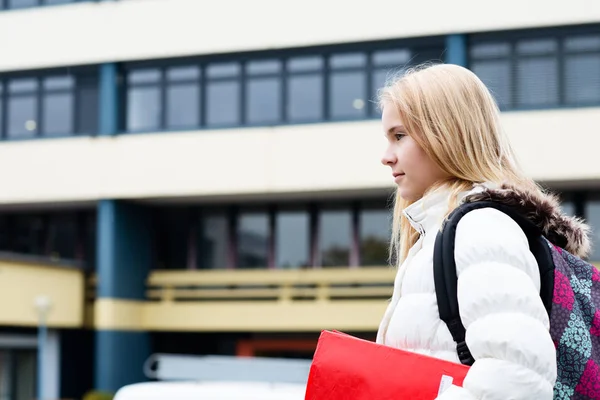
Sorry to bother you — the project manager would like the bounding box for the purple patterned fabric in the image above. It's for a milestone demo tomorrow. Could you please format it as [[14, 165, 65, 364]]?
[[549, 244, 600, 400]]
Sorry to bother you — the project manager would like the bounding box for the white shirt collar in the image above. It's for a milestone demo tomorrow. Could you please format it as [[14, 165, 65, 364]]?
[[402, 182, 498, 236]]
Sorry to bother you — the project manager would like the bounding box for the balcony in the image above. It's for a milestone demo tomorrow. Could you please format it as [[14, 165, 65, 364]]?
[[93, 267, 396, 332], [0, 253, 85, 328]]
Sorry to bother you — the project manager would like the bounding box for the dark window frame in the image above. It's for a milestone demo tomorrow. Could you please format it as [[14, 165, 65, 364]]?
[[0, 66, 99, 140], [165, 199, 392, 271], [468, 24, 600, 111], [0, 208, 95, 268], [0, 0, 92, 11], [121, 36, 445, 133]]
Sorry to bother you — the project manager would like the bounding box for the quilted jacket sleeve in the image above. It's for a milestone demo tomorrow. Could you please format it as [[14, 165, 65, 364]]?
[[436, 208, 557, 400]]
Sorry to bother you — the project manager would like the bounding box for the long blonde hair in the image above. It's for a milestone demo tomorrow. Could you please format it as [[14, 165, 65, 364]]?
[[379, 63, 540, 264]]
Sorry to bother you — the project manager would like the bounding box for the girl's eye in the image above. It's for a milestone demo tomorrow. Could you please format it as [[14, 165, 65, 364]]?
[[394, 133, 405, 141]]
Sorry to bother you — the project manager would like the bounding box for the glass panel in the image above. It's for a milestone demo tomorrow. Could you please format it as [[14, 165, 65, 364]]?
[[516, 58, 558, 106], [45, 0, 75, 5], [0, 217, 10, 252], [43, 75, 74, 90], [470, 42, 511, 58], [166, 66, 200, 81], [330, 53, 367, 69], [237, 212, 269, 269], [43, 92, 73, 135], [14, 351, 36, 400], [329, 71, 367, 119], [472, 60, 512, 108], [46, 213, 77, 260], [360, 209, 391, 266], [585, 199, 600, 261], [77, 77, 99, 135], [565, 54, 600, 104], [127, 86, 161, 131], [0, 351, 12, 400], [287, 75, 323, 121], [246, 78, 281, 124], [83, 212, 96, 269], [207, 63, 240, 79], [7, 96, 37, 138], [155, 209, 189, 270], [564, 35, 600, 52], [8, 78, 37, 93], [288, 56, 323, 72], [198, 213, 228, 269], [206, 81, 240, 126], [128, 69, 161, 84], [560, 201, 575, 217], [8, 0, 37, 9], [319, 209, 351, 267], [371, 68, 400, 115], [372, 49, 411, 66], [0, 83, 3, 139], [166, 84, 199, 128], [276, 210, 309, 269], [516, 39, 557, 55], [247, 60, 281, 75], [12, 215, 46, 255]]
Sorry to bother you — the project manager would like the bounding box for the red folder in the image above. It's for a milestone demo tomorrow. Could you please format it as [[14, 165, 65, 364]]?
[[305, 330, 470, 400]]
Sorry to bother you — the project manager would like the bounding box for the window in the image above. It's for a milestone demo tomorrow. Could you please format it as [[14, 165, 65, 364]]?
[[206, 62, 241, 127], [359, 206, 391, 266], [148, 198, 396, 270], [515, 39, 559, 107], [7, 78, 37, 139], [42, 76, 74, 136], [77, 75, 99, 135], [0, 211, 93, 265], [287, 56, 324, 122], [237, 211, 269, 268], [45, 213, 78, 260], [470, 42, 512, 108], [122, 39, 443, 132], [564, 35, 600, 104], [0, 83, 3, 139], [198, 211, 229, 269], [7, 0, 37, 8], [470, 27, 600, 110], [246, 60, 282, 124], [371, 49, 411, 114], [11, 214, 46, 255], [0, 69, 98, 139], [276, 209, 309, 269], [155, 208, 190, 270], [329, 53, 367, 119], [1, 0, 80, 10], [166, 66, 200, 129], [319, 208, 351, 267], [126, 69, 161, 132]]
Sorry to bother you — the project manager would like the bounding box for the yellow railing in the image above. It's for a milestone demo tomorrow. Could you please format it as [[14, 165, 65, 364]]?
[[146, 267, 396, 303]]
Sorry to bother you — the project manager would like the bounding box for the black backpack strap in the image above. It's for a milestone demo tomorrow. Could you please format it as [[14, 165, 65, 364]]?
[[433, 200, 553, 367]]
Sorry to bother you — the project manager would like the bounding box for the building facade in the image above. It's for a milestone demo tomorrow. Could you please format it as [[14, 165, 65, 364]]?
[[0, 0, 600, 398]]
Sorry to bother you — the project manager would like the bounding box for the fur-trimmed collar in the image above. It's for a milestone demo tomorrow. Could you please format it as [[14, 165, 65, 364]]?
[[463, 184, 591, 259]]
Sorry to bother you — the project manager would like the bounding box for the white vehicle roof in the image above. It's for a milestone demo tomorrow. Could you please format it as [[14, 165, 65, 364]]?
[[114, 380, 306, 400]]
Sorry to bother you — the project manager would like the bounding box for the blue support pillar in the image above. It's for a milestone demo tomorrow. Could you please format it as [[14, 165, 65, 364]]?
[[94, 200, 153, 393], [445, 34, 467, 67], [99, 63, 118, 136]]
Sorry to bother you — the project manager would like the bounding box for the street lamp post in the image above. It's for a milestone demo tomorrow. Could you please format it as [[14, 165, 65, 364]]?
[[34, 296, 52, 400]]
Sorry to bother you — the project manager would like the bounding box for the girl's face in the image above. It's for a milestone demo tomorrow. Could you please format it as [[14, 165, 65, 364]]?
[[380, 103, 450, 202]]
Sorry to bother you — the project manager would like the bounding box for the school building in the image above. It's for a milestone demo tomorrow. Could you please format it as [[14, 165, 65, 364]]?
[[0, 0, 599, 398]]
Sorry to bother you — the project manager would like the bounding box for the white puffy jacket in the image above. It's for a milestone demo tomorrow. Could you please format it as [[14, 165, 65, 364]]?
[[376, 183, 591, 399]]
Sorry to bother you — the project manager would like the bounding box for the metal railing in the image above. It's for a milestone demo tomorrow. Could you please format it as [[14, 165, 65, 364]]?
[[145, 267, 396, 303]]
